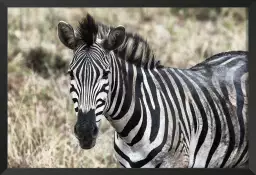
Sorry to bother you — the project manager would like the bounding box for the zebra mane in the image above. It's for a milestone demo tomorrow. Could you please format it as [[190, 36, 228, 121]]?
[[75, 14, 98, 47], [97, 22, 163, 69], [75, 14, 163, 68]]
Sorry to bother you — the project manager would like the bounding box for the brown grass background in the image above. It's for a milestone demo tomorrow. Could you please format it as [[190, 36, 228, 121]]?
[[8, 8, 247, 168]]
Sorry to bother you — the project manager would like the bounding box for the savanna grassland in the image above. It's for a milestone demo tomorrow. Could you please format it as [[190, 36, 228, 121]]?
[[8, 8, 247, 168]]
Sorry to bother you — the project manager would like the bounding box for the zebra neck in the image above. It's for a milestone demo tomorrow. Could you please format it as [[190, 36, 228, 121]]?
[[104, 58, 191, 167], [105, 56, 143, 125], [104, 56, 169, 147], [105, 58, 194, 147]]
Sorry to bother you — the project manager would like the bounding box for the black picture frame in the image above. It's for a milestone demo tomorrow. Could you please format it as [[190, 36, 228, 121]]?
[[2, 0, 256, 175]]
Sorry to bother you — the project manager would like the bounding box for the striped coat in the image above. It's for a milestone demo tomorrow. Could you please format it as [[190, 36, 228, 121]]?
[[57, 14, 248, 168]]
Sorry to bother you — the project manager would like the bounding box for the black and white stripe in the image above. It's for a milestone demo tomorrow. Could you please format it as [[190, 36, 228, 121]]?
[[95, 23, 248, 168], [104, 48, 248, 168]]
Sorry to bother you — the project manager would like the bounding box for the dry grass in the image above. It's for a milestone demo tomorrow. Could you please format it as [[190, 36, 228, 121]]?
[[8, 8, 247, 168]]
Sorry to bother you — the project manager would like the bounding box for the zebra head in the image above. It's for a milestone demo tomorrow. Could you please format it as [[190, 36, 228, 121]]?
[[57, 14, 126, 149]]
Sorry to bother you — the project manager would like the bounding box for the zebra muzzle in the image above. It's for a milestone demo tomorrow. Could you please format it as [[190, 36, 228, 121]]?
[[79, 137, 96, 149], [74, 109, 99, 149]]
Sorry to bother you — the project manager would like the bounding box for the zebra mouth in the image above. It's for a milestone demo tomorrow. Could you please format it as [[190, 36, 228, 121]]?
[[78, 138, 96, 149]]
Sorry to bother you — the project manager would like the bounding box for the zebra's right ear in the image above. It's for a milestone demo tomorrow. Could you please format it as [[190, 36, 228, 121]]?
[[57, 21, 76, 50], [102, 26, 126, 51]]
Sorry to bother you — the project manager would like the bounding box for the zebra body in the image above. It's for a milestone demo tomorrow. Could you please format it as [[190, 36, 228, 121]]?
[[57, 14, 248, 168], [104, 49, 248, 168]]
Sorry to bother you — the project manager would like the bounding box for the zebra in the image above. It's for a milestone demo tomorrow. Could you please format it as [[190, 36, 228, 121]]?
[[57, 14, 248, 168]]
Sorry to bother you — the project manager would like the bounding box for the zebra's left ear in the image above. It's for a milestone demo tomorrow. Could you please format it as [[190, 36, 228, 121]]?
[[102, 26, 126, 51], [57, 21, 76, 50]]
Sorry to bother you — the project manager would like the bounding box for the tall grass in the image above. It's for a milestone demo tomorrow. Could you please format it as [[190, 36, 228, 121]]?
[[8, 8, 247, 168]]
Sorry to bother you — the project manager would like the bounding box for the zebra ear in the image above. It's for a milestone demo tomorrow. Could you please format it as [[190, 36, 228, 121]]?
[[102, 26, 126, 51], [57, 21, 76, 50]]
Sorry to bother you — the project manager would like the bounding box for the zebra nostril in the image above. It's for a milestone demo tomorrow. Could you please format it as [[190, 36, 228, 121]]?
[[74, 125, 78, 135], [74, 124, 81, 137], [92, 127, 99, 136]]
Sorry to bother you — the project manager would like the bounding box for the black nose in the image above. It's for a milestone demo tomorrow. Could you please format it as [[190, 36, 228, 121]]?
[[74, 123, 99, 138], [74, 109, 99, 139]]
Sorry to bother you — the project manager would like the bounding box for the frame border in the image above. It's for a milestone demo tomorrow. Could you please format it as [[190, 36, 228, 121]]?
[[2, 0, 255, 175], [1, 1, 7, 175]]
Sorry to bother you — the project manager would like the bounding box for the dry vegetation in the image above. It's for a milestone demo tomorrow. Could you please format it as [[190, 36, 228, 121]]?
[[8, 8, 247, 168]]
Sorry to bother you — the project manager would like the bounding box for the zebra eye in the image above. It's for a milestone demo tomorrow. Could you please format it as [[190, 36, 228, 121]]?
[[67, 70, 74, 78], [102, 70, 109, 79], [65, 70, 70, 75]]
